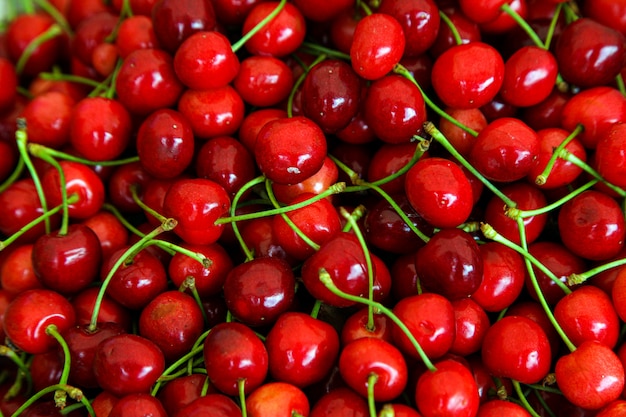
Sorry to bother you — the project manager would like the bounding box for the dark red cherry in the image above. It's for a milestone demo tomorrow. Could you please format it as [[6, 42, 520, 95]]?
[[174, 393, 242, 417], [157, 374, 209, 416], [378, 0, 440, 57], [151, 0, 217, 53], [109, 393, 168, 417], [309, 387, 369, 417], [72, 287, 132, 332]]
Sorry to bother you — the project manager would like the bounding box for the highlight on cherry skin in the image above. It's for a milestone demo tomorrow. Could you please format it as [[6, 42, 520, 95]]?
[[2, 0, 626, 416]]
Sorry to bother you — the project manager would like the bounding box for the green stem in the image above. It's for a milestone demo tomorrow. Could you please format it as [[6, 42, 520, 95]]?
[[15, 23, 63, 74], [179, 277, 209, 325], [38, 71, 104, 88], [310, 299, 322, 319], [151, 344, 205, 395], [366, 373, 378, 417], [568, 257, 626, 286], [286, 53, 327, 118], [45, 325, 71, 385], [10, 384, 94, 417], [0, 346, 33, 397], [511, 179, 597, 218], [231, 0, 287, 52], [0, 155, 25, 194], [28, 143, 140, 167], [543, 2, 563, 50], [238, 379, 248, 417], [30, 147, 69, 235], [298, 42, 352, 61], [319, 268, 436, 371], [33, 0, 72, 35], [130, 184, 167, 224], [534, 124, 583, 187], [616, 72, 626, 98], [226, 176, 267, 261], [438, 10, 462, 46], [500, 4, 545, 49], [512, 380, 541, 417], [560, 150, 626, 197]]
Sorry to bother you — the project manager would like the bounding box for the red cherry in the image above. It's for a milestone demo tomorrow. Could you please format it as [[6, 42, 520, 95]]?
[[223, 256, 296, 327], [238, 108, 288, 153], [233, 55, 294, 108], [558, 190, 626, 261], [106, 161, 153, 214], [72, 286, 132, 332], [595, 122, 626, 190], [254, 116, 327, 185], [109, 393, 167, 417], [0, 58, 18, 113], [429, 6, 482, 58], [174, 393, 242, 417], [350, 13, 406, 80], [583, 0, 626, 35], [556, 341, 625, 410], [115, 15, 160, 58], [0, 244, 42, 296], [93, 333, 166, 397], [265, 311, 340, 388], [339, 337, 408, 402], [367, 141, 421, 195], [82, 210, 130, 260], [458, 0, 507, 24], [439, 107, 488, 157], [450, 298, 490, 356], [405, 157, 474, 228], [500, 45, 558, 107], [162, 178, 231, 245], [309, 387, 368, 417], [157, 374, 209, 416], [596, 400, 626, 417], [245, 382, 310, 417], [341, 308, 395, 345], [431, 42, 504, 109], [3, 289, 76, 354], [292, 0, 352, 22], [415, 359, 480, 417], [242, 1, 306, 57], [212, 0, 264, 26], [272, 156, 339, 203], [476, 399, 532, 416], [20, 91, 74, 150], [378, 0, 440, 57], [151, 0, 217, 53], [203, 321, 268, 396], [481, 315, 552, 384]]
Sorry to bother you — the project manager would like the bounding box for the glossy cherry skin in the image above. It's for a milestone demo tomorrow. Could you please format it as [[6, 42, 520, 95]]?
[[439, 107, 487, 157], [265, 311, 340, 388], [477, 399, 532, 417], [255, 115, 327, 185], [415, 228, 483, 300], [350, 13, 405, 80], [339, 337, 408, 402], [115, 48, 184, 116], [391, 293, 455, 360], [31, 223, 102, 295], [136, 108, 195, 179], [431, 42, 504, 109], [481, 315, 552, 384], [1, 244, 42, 296], [471, 242, 525, 312], [20, 91, 74, 150], [203, 321, 269, 396], [406, 157, 474, 229], [139, 290, 205, 362], [72, 286, 132, 332], [115, 14, 160, 58], [378, 0, 440, 57], [595, 122, 626, 190], [162, 178, 231, 245], [469, 117, 539, 182], [3, 289, 76, 354], [157, 374, 209, 416], [238, 108, 287, 153], [341, 308, 395, 345], [301, 58, 361, 134], [245, 382, 310, 417], [82, 210, 130, 260], [560, 86, 626, 149], [109, 393, 168, 417], [483, 181, 547, 245], [583, 0, 626, 35], [234, 55, 294, 108], [242, 1, 306, 57], [272, 156, 339, 203], [222, 256, 296, 327], [62, 322, 126, 388], [596, 400, 626, 417], [556, 340, 625, 410], [554, 285, 620, 349], [309, 387, 368, 417], [151, 0, 217, 53], [363, 74, 426, 144], [174, 393, 242, 417], [107, 161, 153, 214], [415, 358, 480, 417], [500, 45, 558, 107], [367, 141, 421, 195], [558, 190, 626, 261], [555, 18, 626, 88], [450, 298, 490, 356], [94, 334, 166, 397]]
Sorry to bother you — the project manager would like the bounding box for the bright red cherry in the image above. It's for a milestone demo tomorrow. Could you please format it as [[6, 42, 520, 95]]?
[[20, 91, 74, 150], [476, 399, 532, 417], [500, 46, 558, 107], [245, 382, 310, 417], [595, 122, 626, 190], [233, 55, 294, 108], [450, 298, 491, 357], [242, 1, 306, 57]]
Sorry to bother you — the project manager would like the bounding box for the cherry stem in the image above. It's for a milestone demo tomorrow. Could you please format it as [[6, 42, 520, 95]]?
[[130, 184, 168, 224], [15, 23, 63, 75], [33, 0, 72, 36], [265, 178, 320, 251], [512, 380, 542, 417], [534, 124, 583, 186], [341, 205, 365, 234], [438, 10, 462, 46], [0, 152, 25, 194], [424, 121, 518, 208], [544, 2, 564, 50], [310, 299, 322, 319], [509, 179, 597, 219], [179, 276, 209, 325], [559, 150, 626, 197], [562, 2, 580, 23], [287, 53, 327, 118], [357, 0, 373, 16], [230, 0, 287, 53], [10, 384, 94, 417], [616, 72, 626, 97], [28, 142, 140, 166], [318, 268, 437, 371], [299, 42, 351, 61], [238, 379, 248, 417], [568, 257, 626, 286], [366, 373, 378, 417], [227, 176, 267, 260], [500, 3, 545, 49], [88, 220, 175, 331], [44, 325, 70, 385], [39, 69, 105, 88], [340, 206, 376, 331], [0, 346, 33, 397], [151, 344, 205, 395]]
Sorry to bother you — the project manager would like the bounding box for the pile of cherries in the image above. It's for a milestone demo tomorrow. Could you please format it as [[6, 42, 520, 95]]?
[[2, 0, 626, 415]]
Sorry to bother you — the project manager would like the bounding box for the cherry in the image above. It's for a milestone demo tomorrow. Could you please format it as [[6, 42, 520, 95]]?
[[222, 256, 296, 327], [500, 45, 558, 108], [458, 0, 507, 24], [254, 115, 327, 185], [151, 0, 217, 53], [554, 285, 620, 349], [238, 108, 288, 153], [136, 108, 196, 179], [341, 308, 394, 345], [100, 246, 169, 310], [177, 85, 245, 140], [162, 178, 231, 245], [391, 292, 455, 360], [558, 190, 626, 261], [363, 74, 427, 144], [3, 288, 76, 354], [157, 374, 209, 416], [439, 107, 487, 157], [596, 400, 626, 417], [62, 322, 126, 388], [429, 6, 482, 58], [476, 399, 532, 416], [139, 290, 205, 362], [272, 156, 339, 203], [595, 122, 626, 190], [93, 333, 166, 397], [234, 55, 294, 108], [107, 161, 153, 214], [29, 350, 62, 392], [431, 41, 504, 109], [109, 393, 168, 417], [20, 91, 74, 150], [329, 9, 360, 55], [505, 300, 561, 358], [242, 1, 306, 57], [0, 58, 17, 113], [415, 358, 480, 417], [72, 286, 132, 331], [415, 228, 483, 300], [245, 382, 310, 417], [115, 15, 160, 58], [82, 210, 130, 260], [378, 0, 440, 57], [31, 223, 102, 295], [292, 0, 352, 22], [174, 393, 242, 417], [367, 141, 421, 195], [301, 58, 361, 134], [238, 216, 295, 264], [555, 18, 626, 88], [0, 179, 52, 243], [450, 298, 490, 357], [481, 315, 552, 384], [211, 0, 264, 26], [471, 242, 526, 312], [309, 387, 369, 417], [350, 13, 406, 80], [115, 48, 184, 116], [265, 311, 340, 388], [339, 337, 408, 402], [555, 340, 625, 410], [583, 0, 626, 36], [0, 244, 42, 296], [406, 157, 474, 229], [203, 321, 269, 396]]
